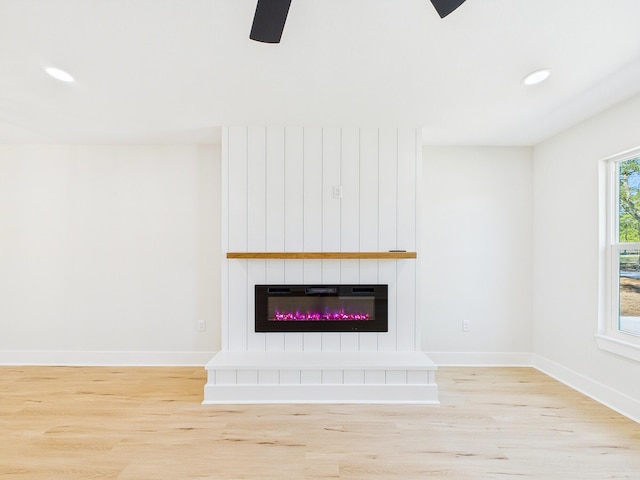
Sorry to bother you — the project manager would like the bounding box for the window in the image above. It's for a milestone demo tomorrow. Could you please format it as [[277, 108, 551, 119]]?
[[598, 149, 640, 361]]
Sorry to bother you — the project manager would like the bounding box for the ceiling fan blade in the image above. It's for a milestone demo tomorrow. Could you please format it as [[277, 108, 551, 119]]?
[[430, 0, 467, 18], [250, 0, 292, 43]]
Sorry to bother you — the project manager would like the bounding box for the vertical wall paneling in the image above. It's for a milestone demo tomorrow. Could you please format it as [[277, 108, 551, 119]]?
[[227, 127, 249, 351], [396, 261, 416, 350], [340, 127, 361, 351], [377, 128, 398, 251], [302, 128, 323, 351], [340, 127, 360, 251], [321, 127, 342, 351], [378, 260, 397, 351], [321, 127, 342, 253], [358, 127, 380, 351], [359, 128, 380, 252], [247, 127, 267, 251], [221, 126, 420, 355], [265, 127, 286, 351], [302, 127, 323, 253], [247, 127, 267, 351], [284, 127, 304, 251], [227, 260, 249, 351], [247, 259, 266, 351], [377, 128, 399, 351], [396, 128, 417, 251], [265, 127, 286, 252], [228, 127, 249, 250], [284, 127, 305, 351]]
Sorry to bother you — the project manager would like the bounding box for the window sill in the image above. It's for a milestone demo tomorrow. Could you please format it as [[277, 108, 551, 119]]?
[[594, 334, 640, 362]]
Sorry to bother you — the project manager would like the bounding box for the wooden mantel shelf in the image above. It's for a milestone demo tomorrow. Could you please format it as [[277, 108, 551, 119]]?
[[226, 252, 417, 260]]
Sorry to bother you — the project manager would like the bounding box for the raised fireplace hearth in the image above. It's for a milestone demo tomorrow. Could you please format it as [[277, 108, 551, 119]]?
[[255, 284, 388, 333], [207, 126, 436, 404], [204, 281, 438, 404], [204, 350, 438, 404]]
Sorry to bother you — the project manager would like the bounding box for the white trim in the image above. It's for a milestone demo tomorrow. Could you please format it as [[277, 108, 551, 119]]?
[[594, 334, 640, 362], [203, 384, 439, 404], [0, 350, 216, 366], [425, 351, 533, 366], [599, 151, 640, 357], [601, 145, 640, 163], [533, 354, 640, 424]]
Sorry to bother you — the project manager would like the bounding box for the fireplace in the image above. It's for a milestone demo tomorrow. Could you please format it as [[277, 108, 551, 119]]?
[[205, 126, 437, 404], [255, 284, 388, 333]]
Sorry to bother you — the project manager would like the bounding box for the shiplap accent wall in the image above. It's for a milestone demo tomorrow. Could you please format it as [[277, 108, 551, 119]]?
[[222, 126, 420, 354]]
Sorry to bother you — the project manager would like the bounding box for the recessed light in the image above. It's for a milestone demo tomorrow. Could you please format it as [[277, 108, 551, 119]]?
[[522, 68, 551, 86], [44, 66, 75, 83]]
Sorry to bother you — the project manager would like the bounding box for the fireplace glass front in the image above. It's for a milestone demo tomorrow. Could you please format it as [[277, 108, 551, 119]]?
[[255, 284, 388, 333]]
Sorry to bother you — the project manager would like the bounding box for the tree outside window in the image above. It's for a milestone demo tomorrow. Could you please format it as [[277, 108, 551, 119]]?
[[615, 158, 640, 336]]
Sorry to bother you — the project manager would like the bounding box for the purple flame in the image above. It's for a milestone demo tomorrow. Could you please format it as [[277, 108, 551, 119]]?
[[273, 309, 370, 321]]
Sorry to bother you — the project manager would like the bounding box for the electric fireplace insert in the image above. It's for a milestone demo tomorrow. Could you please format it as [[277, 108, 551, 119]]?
[[255, 284, 388, 333]]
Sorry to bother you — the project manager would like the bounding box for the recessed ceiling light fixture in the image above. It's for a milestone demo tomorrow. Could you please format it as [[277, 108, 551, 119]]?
[[44, 66, 75, 83], [522, 68, 551, 86]]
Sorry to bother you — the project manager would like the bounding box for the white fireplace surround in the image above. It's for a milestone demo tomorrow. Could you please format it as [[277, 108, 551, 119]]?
[[204, 126, 437, 404]]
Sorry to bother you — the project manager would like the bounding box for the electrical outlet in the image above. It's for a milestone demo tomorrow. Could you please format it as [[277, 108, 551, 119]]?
[[333, 185, 343, 199], [198, 320, 206, 332], [462, 320, 471, 332]]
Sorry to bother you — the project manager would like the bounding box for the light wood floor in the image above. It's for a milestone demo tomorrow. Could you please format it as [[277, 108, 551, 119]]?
[[1, 366, 638, 479]]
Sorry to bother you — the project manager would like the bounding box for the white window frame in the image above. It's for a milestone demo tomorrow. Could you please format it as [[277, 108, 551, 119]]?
[[597, 148, 640, 362]]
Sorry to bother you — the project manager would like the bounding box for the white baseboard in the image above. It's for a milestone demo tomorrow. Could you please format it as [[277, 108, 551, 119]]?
[[0, 350, 216, 366], [203, 383, 439, 404], [533, 354, 640, 424], [425, 351, 534, 366]]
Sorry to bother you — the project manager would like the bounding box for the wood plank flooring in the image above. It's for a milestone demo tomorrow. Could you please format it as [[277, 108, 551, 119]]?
[[1, 366, 638, 479]]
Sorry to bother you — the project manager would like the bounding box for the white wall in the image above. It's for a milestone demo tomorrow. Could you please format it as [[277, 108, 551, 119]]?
[[222, 126, 421, 353], [0, 145, 221, 365], [422, 146, 534, 364], [1, 108, 637, 419], [533, 93, 640, 421]]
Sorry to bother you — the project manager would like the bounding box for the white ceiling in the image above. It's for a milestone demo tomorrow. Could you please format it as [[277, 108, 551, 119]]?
[[1, 0, 640, 146]]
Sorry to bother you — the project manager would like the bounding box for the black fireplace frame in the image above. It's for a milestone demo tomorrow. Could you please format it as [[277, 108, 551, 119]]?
[[255, 284, 388, 333]]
